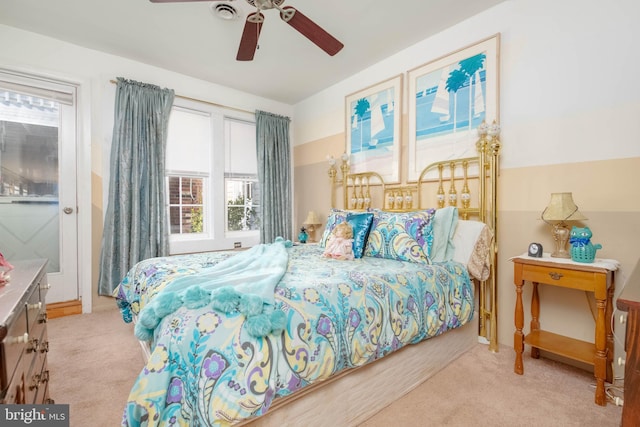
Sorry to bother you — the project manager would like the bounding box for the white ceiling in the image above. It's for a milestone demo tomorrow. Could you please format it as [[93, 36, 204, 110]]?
[[0, 0, 506, 104]]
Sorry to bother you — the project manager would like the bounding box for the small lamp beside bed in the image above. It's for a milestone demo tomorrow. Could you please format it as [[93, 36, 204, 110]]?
[[303, 210, 322, 242], [541, 192, 587, 258]]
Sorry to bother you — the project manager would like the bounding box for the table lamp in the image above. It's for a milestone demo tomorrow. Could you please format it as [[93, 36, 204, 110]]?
[[303, 211, 322, 243], [541, 192, 587, 258]]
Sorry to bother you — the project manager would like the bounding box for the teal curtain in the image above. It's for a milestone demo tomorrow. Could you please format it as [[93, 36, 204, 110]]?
[[256, 110, 292, 243], [98, 78, 175, 295]]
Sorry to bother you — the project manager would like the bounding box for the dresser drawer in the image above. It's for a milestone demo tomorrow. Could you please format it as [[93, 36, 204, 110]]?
[[521, 263, 600, 292], [24, 349, 38, 404], [26, 271, 46, 333], [0, 306, 28, 392], [32, 355, 50, 404], [24, 322, 49, 404], [2, 357, 27, 403], [38, 277, 50, 305]]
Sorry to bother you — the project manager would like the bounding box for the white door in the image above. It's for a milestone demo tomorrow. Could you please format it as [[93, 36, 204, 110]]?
[[0, 72, 79, 303]]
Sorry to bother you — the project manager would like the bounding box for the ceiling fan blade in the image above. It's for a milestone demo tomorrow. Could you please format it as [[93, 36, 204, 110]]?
[[279, 6, 343, 56], [237, 12, 264, 61]]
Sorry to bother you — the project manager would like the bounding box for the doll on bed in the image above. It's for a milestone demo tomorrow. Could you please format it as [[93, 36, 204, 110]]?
[[322, 222, 355, 260]]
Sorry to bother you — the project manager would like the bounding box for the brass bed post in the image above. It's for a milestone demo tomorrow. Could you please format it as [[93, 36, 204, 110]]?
[[477, 127, 489, 345], [476, 121, 501, 352], [487, 122, 501, 353]]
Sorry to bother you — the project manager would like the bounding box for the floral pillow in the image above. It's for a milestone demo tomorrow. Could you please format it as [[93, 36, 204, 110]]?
[[364, 209, 435, 264]]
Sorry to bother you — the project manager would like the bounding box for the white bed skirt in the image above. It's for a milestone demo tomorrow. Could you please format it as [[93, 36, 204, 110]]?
[[243, 315, 479, 426]]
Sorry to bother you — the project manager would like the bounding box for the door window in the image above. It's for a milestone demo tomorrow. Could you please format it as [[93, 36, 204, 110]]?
[[0, 71, 78, 303]]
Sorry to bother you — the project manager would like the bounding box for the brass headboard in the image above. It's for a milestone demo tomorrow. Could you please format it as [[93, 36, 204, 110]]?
[[328, 122, 501, 352]]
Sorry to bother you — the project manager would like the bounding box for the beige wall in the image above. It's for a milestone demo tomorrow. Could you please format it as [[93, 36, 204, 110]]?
[[290, 2, 640, 382]]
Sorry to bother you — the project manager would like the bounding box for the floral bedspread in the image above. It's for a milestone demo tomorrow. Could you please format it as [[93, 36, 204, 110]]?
[[115, 244, 474, 426]]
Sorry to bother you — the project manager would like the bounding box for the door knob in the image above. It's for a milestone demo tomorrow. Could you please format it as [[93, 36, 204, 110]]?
[[63, 207, 74, 214]]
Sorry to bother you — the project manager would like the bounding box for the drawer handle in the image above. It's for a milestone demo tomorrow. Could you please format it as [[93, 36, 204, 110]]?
[[27, 301, 42, 310], [549, 272, 563, 280], [28, 338, 40, 353], [30, 374, 41, 391], [7, 332, 29, 344]]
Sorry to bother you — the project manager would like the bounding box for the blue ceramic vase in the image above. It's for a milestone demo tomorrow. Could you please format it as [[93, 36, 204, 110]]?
[[298, 228, 308, 244], [569, 226, 602, 263]]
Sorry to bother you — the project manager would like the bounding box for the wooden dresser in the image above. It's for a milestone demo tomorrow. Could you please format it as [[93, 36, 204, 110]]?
[[617, 260, 640, 426], [0, 259, 52, 404]]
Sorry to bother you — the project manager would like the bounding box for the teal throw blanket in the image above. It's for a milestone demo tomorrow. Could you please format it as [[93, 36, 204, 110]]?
[[135, 238, 291, 341]]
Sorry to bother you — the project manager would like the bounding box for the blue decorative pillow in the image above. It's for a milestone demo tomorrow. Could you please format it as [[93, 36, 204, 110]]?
[[346, 212, 374, 259], [320, 209, 348, 247], [364, 209, 435, 264]]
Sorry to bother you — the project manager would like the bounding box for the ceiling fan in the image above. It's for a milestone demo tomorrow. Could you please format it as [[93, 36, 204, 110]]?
[[149, 0, 344, 61]]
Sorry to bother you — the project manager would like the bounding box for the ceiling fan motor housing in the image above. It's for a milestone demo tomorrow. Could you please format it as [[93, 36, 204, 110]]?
[[246, 0, 285, 9]]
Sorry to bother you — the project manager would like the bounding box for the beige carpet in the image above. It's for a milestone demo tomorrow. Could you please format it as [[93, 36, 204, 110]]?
[[47, 308, 144, 427], [47, 308, 623, 427]]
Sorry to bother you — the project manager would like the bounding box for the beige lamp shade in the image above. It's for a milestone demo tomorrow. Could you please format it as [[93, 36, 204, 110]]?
[[541, 192, 586, 258], [541, 192, 587, 222], [303, 211, 322, 243], [304, 211, 321, 225]]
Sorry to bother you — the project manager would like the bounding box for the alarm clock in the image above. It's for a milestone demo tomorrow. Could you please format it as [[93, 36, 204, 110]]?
[[528, 242, 543, 257]]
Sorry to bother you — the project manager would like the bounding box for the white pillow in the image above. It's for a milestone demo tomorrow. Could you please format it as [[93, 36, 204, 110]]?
[[452, 219, 493, 281], [452, 220, 487, 265]]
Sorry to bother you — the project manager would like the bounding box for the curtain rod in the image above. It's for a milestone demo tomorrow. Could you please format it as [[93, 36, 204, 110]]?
[[109, 79, 254, 115]]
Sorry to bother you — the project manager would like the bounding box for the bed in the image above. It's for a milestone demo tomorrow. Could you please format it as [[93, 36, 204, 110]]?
[[114, 126, 500, 426]]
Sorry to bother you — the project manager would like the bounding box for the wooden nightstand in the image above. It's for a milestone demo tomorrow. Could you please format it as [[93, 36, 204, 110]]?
[[512, 255, 617, 406]]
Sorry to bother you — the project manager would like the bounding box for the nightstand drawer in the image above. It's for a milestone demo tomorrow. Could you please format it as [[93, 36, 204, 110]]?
[[521, 264, 599, 291]]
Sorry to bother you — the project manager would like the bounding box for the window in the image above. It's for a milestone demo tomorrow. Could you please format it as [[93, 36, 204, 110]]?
[[168, 176, 204, 234], [166, 106, 211, 239], [165, 99, 258, 254], [224, 119, 260, 233], [0, 91, 60, 197]]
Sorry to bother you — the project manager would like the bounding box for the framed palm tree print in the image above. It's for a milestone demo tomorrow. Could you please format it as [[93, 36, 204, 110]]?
[[407, 34, 500, 181], [345, 74, 402, 184]]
